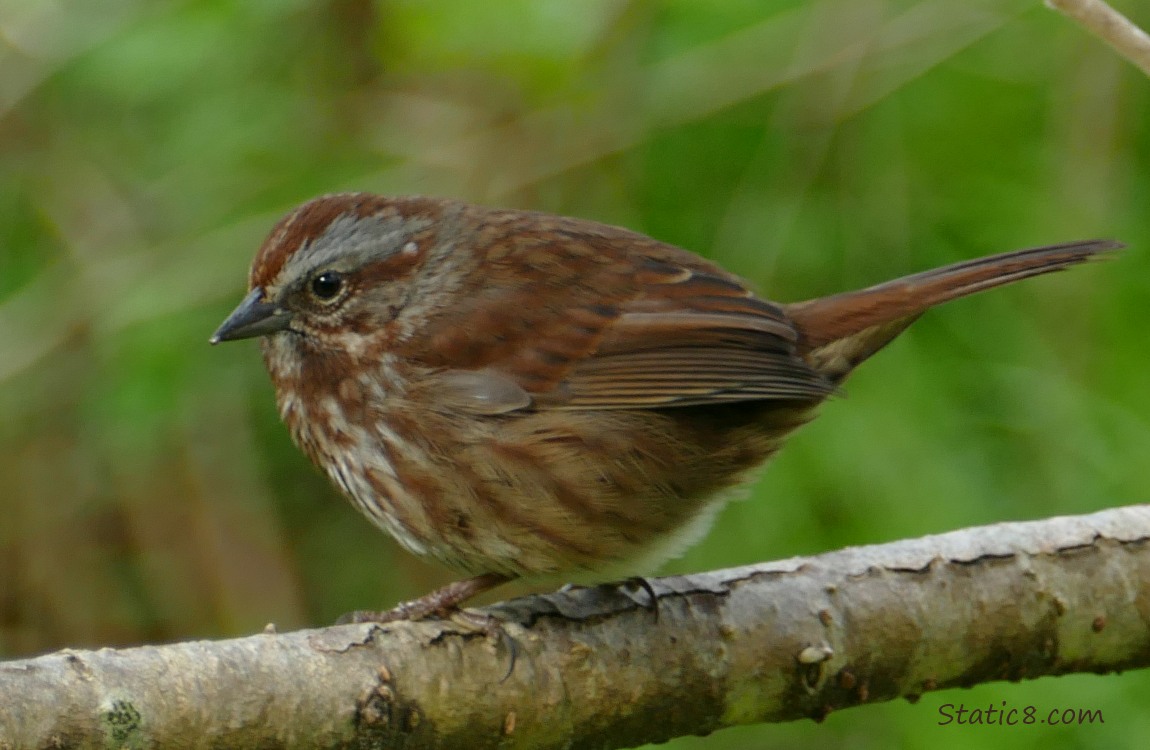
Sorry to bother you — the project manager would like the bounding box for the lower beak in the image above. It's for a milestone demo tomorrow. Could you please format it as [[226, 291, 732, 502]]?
[[210, 288, 293, 344]]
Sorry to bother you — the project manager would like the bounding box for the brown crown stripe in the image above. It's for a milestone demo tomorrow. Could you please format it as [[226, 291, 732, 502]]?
[[250, 193, 445, 290]]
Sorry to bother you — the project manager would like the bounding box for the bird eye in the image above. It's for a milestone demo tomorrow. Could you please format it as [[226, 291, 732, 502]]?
[[310, 271, 344, 301]]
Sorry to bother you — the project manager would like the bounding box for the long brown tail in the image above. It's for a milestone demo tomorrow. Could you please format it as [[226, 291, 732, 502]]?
[[784, 239, 1123, 381]]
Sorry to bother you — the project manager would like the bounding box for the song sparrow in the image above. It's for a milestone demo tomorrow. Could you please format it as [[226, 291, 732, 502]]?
[[211, 193, 1120, 621]]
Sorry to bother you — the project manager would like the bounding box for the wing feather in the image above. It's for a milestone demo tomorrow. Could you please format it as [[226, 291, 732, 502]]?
[[529, 263, 832, 409], [403, 209, 833, 412]]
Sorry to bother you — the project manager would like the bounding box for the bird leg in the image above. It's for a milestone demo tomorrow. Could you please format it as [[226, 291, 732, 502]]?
[[337, 572, 511, 624]]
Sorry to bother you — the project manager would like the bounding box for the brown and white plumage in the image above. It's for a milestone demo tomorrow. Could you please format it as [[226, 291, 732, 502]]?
[[213, 192, 1120, 612]]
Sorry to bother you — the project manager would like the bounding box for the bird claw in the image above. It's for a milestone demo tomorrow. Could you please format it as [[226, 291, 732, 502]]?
[[444, 609, 519, 682], [335, 572, 511, 625], [334, 604, 521, 680], [621, 576, 660, 620], [332, 572, 520, 678], [335, 605, 415, 625]]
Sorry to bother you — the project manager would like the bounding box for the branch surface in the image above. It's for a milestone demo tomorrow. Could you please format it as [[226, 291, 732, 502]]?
[[2, 505, 1149, 749]]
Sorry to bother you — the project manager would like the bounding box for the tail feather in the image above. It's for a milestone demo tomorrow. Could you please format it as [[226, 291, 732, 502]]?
[[784, 239, 1122, 381]]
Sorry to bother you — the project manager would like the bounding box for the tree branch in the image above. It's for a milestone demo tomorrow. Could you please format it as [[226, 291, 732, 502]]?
[[2, 505, 1148, 749], [1047, 0, 1150, 76]]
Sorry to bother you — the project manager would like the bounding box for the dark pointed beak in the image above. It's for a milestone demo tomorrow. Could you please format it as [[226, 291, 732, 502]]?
[[210, 288, 293, 344]]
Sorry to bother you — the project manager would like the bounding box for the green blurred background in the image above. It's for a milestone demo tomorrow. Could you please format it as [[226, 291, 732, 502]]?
[[1, 0, 1147, 747]]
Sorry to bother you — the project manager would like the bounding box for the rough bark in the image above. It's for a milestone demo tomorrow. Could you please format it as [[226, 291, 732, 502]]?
[[1, 504, 1148, 749]]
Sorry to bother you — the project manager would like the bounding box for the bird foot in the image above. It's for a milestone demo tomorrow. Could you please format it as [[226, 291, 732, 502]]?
[[335, 572, 510, 625]]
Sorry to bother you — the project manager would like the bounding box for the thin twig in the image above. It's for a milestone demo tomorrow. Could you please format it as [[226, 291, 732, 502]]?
[[1047, 0, 1150, 76]]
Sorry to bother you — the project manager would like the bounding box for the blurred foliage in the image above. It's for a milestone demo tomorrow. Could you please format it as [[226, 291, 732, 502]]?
[[1, 0, 1148, 747]]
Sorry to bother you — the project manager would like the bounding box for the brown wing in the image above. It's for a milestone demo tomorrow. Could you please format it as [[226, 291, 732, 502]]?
[[404, 208, 834, 412], [540, 258, 834, 408]]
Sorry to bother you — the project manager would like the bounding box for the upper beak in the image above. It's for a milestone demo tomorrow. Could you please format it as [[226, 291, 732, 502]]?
[[210, 288, 293, 344]]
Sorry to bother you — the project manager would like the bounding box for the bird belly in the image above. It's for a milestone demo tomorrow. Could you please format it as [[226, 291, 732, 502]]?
[[294, 391, 818, 579]]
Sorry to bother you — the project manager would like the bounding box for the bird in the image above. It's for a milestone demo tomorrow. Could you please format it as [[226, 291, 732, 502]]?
[[211, 192, 1121, 622]]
